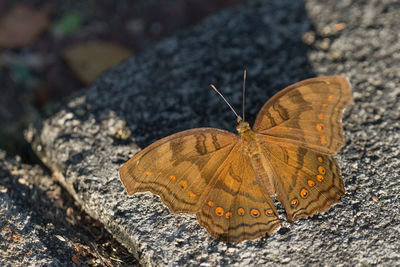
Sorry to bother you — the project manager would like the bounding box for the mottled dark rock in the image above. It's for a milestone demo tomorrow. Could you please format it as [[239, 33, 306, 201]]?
[[0, 151, 75, 266], [0, 150, 137, 266], [26, 0, 399, 265]]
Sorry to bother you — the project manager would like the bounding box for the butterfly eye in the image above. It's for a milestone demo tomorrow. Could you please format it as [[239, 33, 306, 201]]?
[[225, 212, 232, 219], [317, 156, 324, 163]]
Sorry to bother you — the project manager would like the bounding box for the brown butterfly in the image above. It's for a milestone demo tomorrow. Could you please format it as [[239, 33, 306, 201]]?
[[120, 74, 353, 243]]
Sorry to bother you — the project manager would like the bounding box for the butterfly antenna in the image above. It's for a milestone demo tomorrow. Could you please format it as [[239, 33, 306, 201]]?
[[210, 84, 242, 122], [242, 70, 246, 122]]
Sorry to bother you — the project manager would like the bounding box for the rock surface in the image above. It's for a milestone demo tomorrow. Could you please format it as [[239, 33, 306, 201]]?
[[27, 0, 399, 266], [0, 150, 137, 266], [0, 151, 75, 266]]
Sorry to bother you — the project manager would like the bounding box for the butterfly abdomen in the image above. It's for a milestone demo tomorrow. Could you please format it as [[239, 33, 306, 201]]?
[[248, 153, 277, 197]]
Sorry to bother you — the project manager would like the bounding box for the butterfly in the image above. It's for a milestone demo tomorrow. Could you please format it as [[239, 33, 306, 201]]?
[[119, 74, 353, 243]]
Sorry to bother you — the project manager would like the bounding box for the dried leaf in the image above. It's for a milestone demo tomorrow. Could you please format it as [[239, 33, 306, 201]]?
[[0, 4, 51, 49], [63, 41, 133, 84]]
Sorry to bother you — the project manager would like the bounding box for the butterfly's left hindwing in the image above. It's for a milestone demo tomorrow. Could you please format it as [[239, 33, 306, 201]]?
[[259, 139, 345, 222], [119, 128, 238, 213]]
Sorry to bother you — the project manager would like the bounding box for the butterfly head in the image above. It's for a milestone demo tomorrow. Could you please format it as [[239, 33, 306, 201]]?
[[236, 120, 251, 134]]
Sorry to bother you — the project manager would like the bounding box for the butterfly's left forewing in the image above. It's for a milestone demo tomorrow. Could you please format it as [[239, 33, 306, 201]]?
[[253, 76, 353, 154], [120, 128, 238, 214]]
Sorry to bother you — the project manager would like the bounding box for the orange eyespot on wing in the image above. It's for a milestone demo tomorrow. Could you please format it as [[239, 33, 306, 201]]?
[[215, 207, 224, 217]]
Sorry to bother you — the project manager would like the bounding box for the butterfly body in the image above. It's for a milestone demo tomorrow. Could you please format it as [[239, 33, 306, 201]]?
[[237, 121, 277, 196], [120, 76, 353, 242], [237, 121, 259, 156]]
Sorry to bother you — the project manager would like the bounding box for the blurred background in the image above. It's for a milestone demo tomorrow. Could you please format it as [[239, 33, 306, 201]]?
[[0, 0, 244, 162]]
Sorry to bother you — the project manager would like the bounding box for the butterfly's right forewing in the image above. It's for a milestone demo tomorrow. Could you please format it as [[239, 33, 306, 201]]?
[[120, 128, 238, 214]]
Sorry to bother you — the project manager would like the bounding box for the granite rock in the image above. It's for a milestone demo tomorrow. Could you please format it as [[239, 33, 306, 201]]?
[[0, 151, 75, 266]]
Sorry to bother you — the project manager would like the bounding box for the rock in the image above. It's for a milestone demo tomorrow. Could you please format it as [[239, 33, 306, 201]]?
[[0, 151, 75, 266], [0, 150, 138, 266], [26, 0, 399, 266]]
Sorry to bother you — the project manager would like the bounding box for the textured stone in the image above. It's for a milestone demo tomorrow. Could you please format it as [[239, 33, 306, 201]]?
[[0, 151, 75, 266], [27, 0, 399, 265]]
